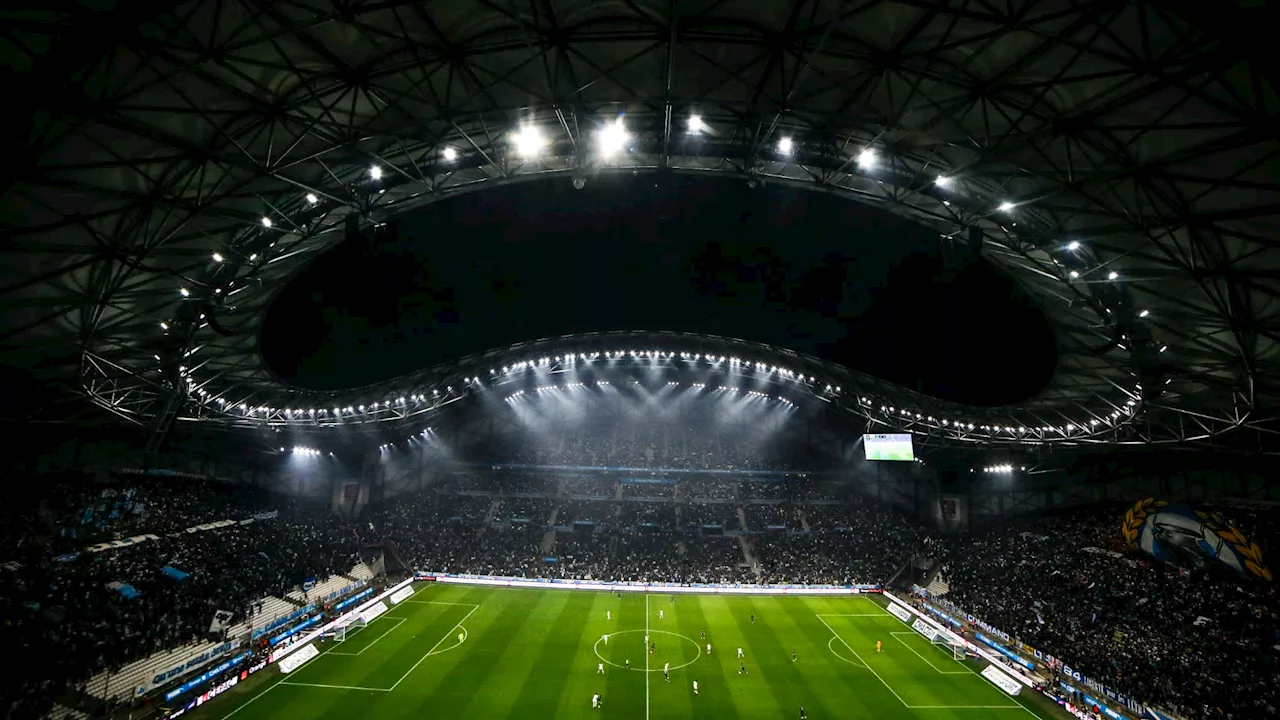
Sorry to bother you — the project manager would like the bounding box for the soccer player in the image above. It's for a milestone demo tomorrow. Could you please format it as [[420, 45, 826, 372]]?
[[737, 647, 744, 658], [751, 613, 755, 624], [664, 662, 670, 682], [876, 640, 882, 653], [700, 629, 706, 640], [592, 693, 599, 709], [597, 662, 605, 674], [706, 643, 712, 655], [792, 649, 797, 663], [799, 706, 807, 719], [659, 609, 664, 619], [625, 659, 630, 670], [693, 680, 699, 695], [738, 662, 747, 675], [603, 633, 609, 645], [650, 642, 655, 655], [607, 610, 611, 620]]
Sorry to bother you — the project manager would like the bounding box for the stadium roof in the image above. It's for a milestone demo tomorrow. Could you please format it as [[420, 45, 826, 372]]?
[[2, 0, 1278, 453]]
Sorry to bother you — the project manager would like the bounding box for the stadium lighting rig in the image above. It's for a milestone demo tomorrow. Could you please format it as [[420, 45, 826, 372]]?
[[69, 119, 1167, 446]]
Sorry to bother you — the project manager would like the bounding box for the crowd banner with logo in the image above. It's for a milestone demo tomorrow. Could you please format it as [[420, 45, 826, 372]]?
[[1123, 498, 1271, 580], [981, 665, 1022, 696], [208, 610, 233, 634]]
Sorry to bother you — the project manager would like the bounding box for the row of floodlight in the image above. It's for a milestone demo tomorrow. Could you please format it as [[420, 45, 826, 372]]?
[[378, 427, 435, 450], [503, 382, 798, 404], [181, 345, 1119, 442], [982, 464, 1024, 474]]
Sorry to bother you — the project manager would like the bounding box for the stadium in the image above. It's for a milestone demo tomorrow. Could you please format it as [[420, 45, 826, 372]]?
[[2, 1, 1278, 720]]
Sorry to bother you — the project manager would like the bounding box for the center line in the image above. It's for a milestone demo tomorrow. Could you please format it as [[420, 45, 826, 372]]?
[[645, 592, 650, 720]]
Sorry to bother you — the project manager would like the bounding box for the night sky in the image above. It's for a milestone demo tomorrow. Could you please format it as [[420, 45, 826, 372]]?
[[261, 174, 1056, 406]]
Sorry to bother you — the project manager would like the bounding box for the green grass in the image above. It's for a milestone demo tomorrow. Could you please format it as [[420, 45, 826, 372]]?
[[191, 585, 1071, 720]]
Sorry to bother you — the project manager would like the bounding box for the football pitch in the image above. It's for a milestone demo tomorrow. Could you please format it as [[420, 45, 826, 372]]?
[[196, 585, 1069, 720]]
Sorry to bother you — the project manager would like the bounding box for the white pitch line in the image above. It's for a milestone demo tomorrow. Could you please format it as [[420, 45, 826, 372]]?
[[826, 636, 869, 669], [815, 615, 910, 708], [279, 681, 391, 692], [909, 705, 1021, 709], [387, 604, 479, 692], [868, 600, 1049, 720], [328, 617, 408, 656], [889, 632, 969, 674], [645, 593, 650, 720]]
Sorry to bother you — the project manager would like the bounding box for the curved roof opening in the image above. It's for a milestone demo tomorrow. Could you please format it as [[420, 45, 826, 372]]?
[[261, 174, 1055, 405]]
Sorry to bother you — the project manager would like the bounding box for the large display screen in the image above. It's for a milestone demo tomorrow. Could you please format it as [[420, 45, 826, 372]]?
[[863, 433, 915, 461]]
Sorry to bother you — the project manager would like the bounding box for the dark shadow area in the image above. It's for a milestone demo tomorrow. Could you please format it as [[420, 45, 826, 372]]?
[[260, 174, 1055, 405]]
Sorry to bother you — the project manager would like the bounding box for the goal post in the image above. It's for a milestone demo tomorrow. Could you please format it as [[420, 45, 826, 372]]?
[[931, 631, 966, 662], [333, 617, 366, 643]]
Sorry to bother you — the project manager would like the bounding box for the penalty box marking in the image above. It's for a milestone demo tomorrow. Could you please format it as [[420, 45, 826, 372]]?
[[327, 617, 407, 656], [818, 614, 1014, 710], [277, 603, 479, 695], [888, 632, 970, 675], [865, 602, 1048, 719]]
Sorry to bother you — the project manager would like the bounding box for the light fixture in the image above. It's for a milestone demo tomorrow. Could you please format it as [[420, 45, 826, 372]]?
[[856, 149, 877, 168], [935, 175, 952, 188], [997, 201, 1015, 212], [688, 115, 706, 133], [1108, 271, 1119, 280], [1069, 270, 1079, 278], [179, 288, 190, 297], [1139, 310, 1149, 318], [306, 193, 318, 204], [512, 125, 547, 158], [369, 165, 382, 180], [596, 118, 629, 157], [1067, 240, 1080, 250], [443, 147, 457, 161], [777, 137, 793, 155], [211, 252, 223, 263]]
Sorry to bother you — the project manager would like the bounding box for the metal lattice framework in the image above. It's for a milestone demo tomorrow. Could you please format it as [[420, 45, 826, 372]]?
[[2, 0, 1278, 451]]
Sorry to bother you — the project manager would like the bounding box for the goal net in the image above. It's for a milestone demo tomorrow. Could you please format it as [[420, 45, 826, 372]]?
[[931, 632, 966, 662], [333, 617, 366, 642]]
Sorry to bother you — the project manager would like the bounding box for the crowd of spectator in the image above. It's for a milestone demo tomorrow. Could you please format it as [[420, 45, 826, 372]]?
[[2, 479, 362, 720], [5, 467, 1277, 720], [927, 506, 1279, 720]]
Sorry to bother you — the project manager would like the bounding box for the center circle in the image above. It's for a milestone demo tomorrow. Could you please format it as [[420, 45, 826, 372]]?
[[592, 629, 702, 673]]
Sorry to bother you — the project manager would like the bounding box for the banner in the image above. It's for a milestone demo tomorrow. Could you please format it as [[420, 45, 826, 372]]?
[[981, 665, 1022, 696], [208, 610, 233, 634], [278, 644, 318, 673], [163, 652, 251, 702], [886, 602, 913, 622], [911, 618, 938, 641], [107, 581, 140, 599], [388, 586, 415, 605], [162, 566, 189, 581], [360, 601, 390, 624]]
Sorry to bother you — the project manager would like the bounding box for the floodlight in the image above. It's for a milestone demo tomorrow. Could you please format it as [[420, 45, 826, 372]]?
[[688, 115, 706, 133], [1067, 240, 1080, 250], [212, 252, 223, 262], [369, 165, 382, 180], [512, 125, 547, 158], [856, 149, 877, 168], [935, 175, 952, 188], [777, 137, 793, 155], [997, 201, 1015, 212], [443, 147, 457, 161], [306, 193, 318, 204], [261, 217, 272, 227], [1108, 271, 1119, 280]]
